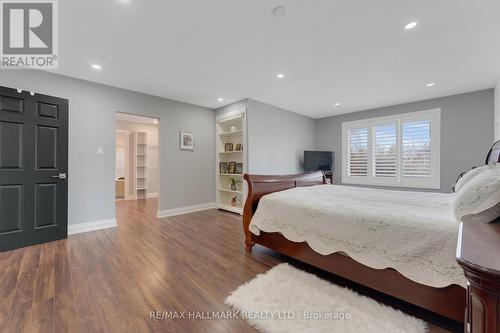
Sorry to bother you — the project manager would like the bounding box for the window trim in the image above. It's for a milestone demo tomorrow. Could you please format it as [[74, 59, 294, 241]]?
[[341, 109, 441, 189]]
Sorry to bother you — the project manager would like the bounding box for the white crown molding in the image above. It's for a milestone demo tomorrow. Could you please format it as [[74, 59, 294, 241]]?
[[157, 202, 216, 218], [68, 218, 117, 235]]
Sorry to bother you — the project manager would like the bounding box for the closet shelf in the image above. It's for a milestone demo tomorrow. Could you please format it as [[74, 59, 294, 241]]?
[[134, 131, 148, 198]]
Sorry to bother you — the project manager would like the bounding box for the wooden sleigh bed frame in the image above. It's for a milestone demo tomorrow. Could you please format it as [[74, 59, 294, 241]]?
[[242, 141, 500, 329], [242, 172, 466, 323]]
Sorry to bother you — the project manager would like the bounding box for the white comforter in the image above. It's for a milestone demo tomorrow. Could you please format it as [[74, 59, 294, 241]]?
[[249, 185, 466, 288]]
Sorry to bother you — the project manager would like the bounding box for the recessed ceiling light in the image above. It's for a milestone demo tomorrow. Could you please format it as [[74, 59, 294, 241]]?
[[276, 73, 285, 79], [153, 119, 158, 124], [217, 98, 224, 102], [272, 6, 286, 17], [91, 64, 102, 70], [404, 22, 418, 30], [426, 83, 435, 87], [334, 102, 341, 106]]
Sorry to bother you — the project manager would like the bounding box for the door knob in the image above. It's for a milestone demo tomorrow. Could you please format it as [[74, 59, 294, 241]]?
[[52, 173, 67, 179]]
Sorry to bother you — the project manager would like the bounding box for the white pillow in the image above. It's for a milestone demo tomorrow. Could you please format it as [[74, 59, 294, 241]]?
[[453, 165, 500, 223], [454, 165, 488, 192]]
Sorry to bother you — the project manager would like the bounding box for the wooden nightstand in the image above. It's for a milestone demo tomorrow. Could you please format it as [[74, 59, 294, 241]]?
[[322, 171, 334, 184], [456, 221, 500, 333]]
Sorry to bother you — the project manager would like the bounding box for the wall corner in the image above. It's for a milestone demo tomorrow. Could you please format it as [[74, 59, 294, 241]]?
[[495, 80, 500, 141]]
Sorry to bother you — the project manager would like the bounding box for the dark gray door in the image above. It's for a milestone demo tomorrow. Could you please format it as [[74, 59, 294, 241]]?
[[0, 86, 68, 252]]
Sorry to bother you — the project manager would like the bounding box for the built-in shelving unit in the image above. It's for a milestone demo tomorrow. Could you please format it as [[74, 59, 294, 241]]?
[[133, 131, 148, 199], [215, 110, 247, 215]]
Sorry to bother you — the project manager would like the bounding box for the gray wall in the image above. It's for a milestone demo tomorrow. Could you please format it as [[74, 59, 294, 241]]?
[[0, 70, 215, 225], [495, 80, 500, 141], [216, 99, 316, 174], [247, 99, 316, 174], [315, 89, 495, 192]]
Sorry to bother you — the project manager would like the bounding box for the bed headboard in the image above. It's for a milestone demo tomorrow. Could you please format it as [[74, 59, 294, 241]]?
[[243, 171, 326, 215], [242, 171, 325, 250], [485, 140, 500, 165]]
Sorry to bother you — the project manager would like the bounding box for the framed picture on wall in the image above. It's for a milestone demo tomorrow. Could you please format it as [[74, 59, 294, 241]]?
[[180, 131, 194, 150], [220, 162, 228, 174], [228, 161, 236, 174]]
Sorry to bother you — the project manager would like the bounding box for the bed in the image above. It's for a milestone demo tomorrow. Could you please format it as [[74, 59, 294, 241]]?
[[249, 184, 465, 289], [241, 144, 498, 324], [243, 171, 466, 322], [242, 142, 500, 324]]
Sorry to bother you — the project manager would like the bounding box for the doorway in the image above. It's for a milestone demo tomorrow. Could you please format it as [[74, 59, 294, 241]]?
[[115, 112, 160, 202], [0, 86, 68, 252]]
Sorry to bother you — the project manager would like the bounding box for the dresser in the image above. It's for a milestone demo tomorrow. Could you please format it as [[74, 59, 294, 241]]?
[[457, 221, 500, 333]]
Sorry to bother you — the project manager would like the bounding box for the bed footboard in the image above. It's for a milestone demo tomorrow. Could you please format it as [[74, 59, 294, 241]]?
[[242, 171, 326, 251]]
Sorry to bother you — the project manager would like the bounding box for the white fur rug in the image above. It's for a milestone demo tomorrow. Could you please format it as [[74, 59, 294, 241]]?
[[225, 264, 428, 333]]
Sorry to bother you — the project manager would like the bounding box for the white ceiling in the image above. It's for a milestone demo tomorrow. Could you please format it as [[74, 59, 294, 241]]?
[[55, 0, 500, 118]]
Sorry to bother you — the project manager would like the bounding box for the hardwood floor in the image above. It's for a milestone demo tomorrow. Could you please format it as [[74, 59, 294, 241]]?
[[0, 198, 457, 332]]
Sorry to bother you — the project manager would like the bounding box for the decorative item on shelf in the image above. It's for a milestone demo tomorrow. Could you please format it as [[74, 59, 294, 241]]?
[[231, 196, 238, 206], [235, 162, 243, 174], [228, 161, 236, 174], [228, 177, 242, 191], [224, 143, 234, 152], [180, 131, 194, 151], [220, 162, 228, 174], [235, 143, 243, 151], [230, 125, 237, 132]]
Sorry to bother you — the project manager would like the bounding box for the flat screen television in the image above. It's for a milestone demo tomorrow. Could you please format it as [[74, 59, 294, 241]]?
[[304, 151, 334, 172]]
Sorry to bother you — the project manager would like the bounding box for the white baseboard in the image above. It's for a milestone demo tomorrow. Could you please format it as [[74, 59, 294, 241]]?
[[68, 218, 117, 235], [157, 202, 216, 218], [121, 192, 158, 201]]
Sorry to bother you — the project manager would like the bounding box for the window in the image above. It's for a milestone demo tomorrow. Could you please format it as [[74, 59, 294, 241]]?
[[342, 109, 440, 189], [373, 124, 397, 178], [347, 127, 368, 176], [401, 120, 432, 178]]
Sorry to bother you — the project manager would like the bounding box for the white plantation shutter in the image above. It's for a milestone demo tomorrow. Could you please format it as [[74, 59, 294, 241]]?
[[372, 124, 397, 178], [342, 109, 440, 189], [347, 127, 368, 176], [401, 120, 432, 178]]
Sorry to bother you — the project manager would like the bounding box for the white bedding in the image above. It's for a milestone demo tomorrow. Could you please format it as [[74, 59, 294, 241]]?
[[249, 185, 466, 288]]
